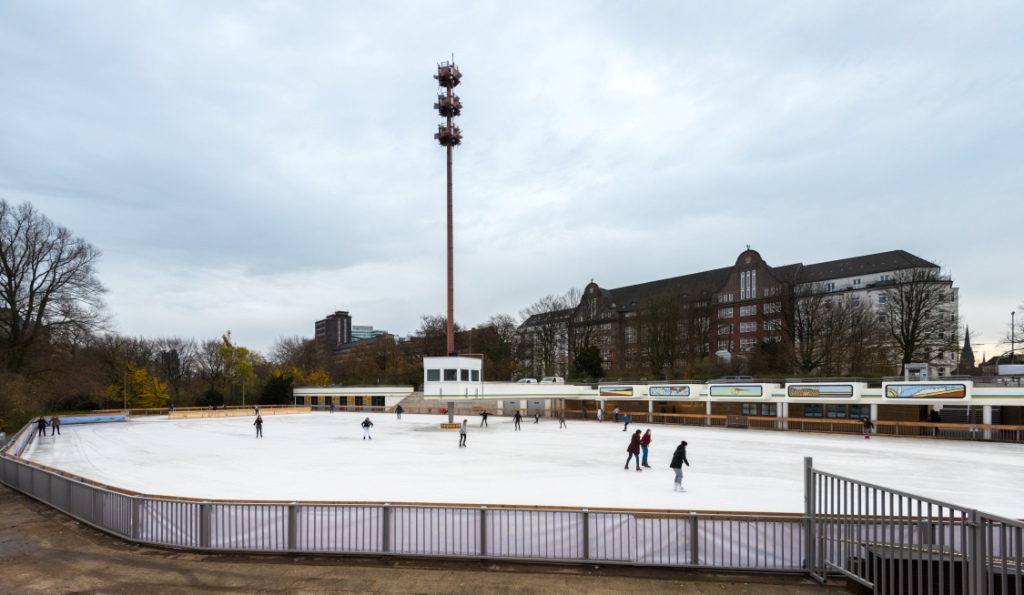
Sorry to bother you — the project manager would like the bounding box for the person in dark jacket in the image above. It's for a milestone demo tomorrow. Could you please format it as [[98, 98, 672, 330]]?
[[36, 417, 48, 437], [253, 415, 263, 438], [480, 410, 489, 427], [513, 410, 522, 431], [361, 417, 373, 440], [396, 405, 404, 420], [669, 441, 690, 491], [625, 429, 643, 471], [861, 417, 874, 439]]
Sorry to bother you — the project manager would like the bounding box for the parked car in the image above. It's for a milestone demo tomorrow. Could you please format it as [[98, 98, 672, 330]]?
[[540, 377, 565, 384], [714, 376, 754, 383], [516, 378, 538, 384]]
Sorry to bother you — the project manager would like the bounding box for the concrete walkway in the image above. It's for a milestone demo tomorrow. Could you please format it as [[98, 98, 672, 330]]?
[[0, 485, 850, 594]]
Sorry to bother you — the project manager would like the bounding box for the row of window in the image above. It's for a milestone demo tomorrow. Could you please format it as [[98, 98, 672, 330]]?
[[426, 369, 481, 382], [718, 319, 783, 335], [305, 396, 385, 407], [740, 270, 757, 300], [718, 302, 783, 318], [803, 404, 870, 419]]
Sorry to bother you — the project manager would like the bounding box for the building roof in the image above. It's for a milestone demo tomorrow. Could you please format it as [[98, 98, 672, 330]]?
[[603, 267, 733, 311], [798, 250, 937, 284], [520, 308, 573, 329]]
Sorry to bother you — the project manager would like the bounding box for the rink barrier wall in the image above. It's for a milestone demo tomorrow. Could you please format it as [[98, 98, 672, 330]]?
[[806, 458, 1024, 594], [0, 450, 808, 571]]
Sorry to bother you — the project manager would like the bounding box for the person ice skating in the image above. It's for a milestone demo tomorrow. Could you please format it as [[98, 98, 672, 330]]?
[[36, 417, 48, 437], [253, 405, 259, 416], [513, 410, 522, 431], [480, 410, 489, 427], [50, 416, 61, 436], [622, 414, 631, 432], [459, 419, 468, 447], [669, 440, 690, 492], [558, 411, 566, 428], [613, 407, 621, 422], [597, 408, 603, 423], [396, 405, 404, 420], [169, 403, 174, 412], [581, 407, 587, 420], [861, 417, 874, 439], [626, 429, 643, 471], [533, 412, 540, 424], [362, 417, 373, 440], [329, 402, 334, 413], [640, 429, 652, 467], [253, 415, 263, 438]]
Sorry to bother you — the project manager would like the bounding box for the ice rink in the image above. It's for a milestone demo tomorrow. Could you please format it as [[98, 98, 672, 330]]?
[[22, 411, 1024, 518]]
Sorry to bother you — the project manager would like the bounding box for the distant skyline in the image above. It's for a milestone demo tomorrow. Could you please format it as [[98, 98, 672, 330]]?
[[1, 2, 1021, 356]]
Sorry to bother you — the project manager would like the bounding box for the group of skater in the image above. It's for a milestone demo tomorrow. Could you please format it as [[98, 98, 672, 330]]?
[[35, 416, 61, 437], [625, 427, 691, 492]]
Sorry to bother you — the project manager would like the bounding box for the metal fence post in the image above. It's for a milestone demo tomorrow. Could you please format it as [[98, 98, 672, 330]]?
[[968, 509, 983, 595], [805, 457, 818, 580], [480, 506, 487, 557], [131, 496, 142, 541], [93, 486, 105, 527], [690, 513, 700, 566], [382, 504, 391, 553], [288, 502, 299, 552], [200, 502, 211, 549], [582, 508, 589, 561]]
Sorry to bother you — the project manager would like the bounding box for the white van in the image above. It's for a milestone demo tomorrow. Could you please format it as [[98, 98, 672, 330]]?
[[540, 377, 565, 384]]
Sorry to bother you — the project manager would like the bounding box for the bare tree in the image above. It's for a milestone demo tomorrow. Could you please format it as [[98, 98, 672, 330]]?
[[0, 200, 110, 373], [153, 337, 196, 401], [518, 295, 571, 377], [194, 339, 226, 391], [415, 314, 465, 357], [472, 314, 523, 381], [637, 292, 684, 378], [880, 267, 959, 372], [270, 336, 329, 374]]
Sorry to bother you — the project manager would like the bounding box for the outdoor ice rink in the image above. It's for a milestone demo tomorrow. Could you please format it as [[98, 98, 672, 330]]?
[[22, 411, 1024, 519]]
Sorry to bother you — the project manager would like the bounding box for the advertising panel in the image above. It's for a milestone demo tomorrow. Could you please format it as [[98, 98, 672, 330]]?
[[599, 387, 634, 397], [709, 385, 763, 398], [649, 385, 691, 398], [883, 383, 968, 400], [787, 384, 855, 399]]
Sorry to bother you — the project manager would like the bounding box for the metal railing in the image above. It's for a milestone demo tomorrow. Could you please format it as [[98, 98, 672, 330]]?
[[808, 458, 1023, 594], [0, 452, 805, 571]]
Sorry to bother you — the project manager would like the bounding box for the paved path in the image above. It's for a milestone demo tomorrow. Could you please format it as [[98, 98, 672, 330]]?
[[0, 485, 850, 594]]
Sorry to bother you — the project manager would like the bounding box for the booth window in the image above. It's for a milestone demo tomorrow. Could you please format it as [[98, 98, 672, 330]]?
[[444, 369, 457, 381], [427, 369, 440, 382], [471, 370, 480, 381], [460, 369, 469, 381]]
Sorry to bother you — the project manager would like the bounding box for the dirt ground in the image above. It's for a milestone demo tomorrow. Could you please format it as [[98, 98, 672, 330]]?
[[0, 484, 850, 594]]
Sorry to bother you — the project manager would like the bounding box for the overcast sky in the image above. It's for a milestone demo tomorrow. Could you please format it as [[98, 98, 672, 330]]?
[[1, 1, 1021, 357]]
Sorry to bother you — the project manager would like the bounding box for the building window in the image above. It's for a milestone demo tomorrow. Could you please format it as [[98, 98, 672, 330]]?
[[355, 396, 363, 406], [471, 370, 479, 381], [740, 321, 757, 333], [718, 307, 734, 319], [851, 297, 861, 307], [717, 324, 732, 335], [717, 340, 733, 352], [626, 327, 637, 343], [326, 396, 333, 405], [877, 295, 887, 305], [880, 274, 890, 282], [765, 319, 782, 331], [853, 278, 861, 288], [740, 338, 757, 352], [826, 405, 847, 419], [742, 403, 759, 415], [740, 305, 757, 317], [311, 396, 318, 406], [937, 368, 945, 377], [804, 404, 823, 418], [444, 369, 457, 381], [372, 396, 385, 407], [826, 282, 836, 292], [850, 405, 869, 419], [427, 369, 440, 381], [764, 302, 782, 314], [460, 369, 469, 381], [763, 403, 777, 416], [339, 396, 348, 406]]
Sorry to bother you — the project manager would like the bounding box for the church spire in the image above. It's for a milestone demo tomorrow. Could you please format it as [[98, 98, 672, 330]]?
[[959, 326, 975, 374]]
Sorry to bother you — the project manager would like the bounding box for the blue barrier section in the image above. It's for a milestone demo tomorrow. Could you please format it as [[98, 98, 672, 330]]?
[[57, 415, 126, 425]]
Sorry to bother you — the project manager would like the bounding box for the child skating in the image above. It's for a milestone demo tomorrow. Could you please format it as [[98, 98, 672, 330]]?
[[362, 417, 373, 440]]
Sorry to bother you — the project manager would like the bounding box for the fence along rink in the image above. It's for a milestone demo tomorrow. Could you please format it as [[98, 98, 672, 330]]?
[[1, 453, 803, 569], [809, 461, 1024, 594]]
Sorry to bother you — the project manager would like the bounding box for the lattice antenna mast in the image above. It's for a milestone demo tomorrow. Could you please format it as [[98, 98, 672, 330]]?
[[433, 60, 462, 355]]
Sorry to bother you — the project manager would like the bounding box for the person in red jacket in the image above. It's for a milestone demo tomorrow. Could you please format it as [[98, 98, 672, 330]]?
[[640, 429, 653, 468], [625, 429, 643, 471]]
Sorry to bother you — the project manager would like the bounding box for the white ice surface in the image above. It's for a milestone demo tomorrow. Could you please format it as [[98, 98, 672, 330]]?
[[22, 412, 1024, 518]]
